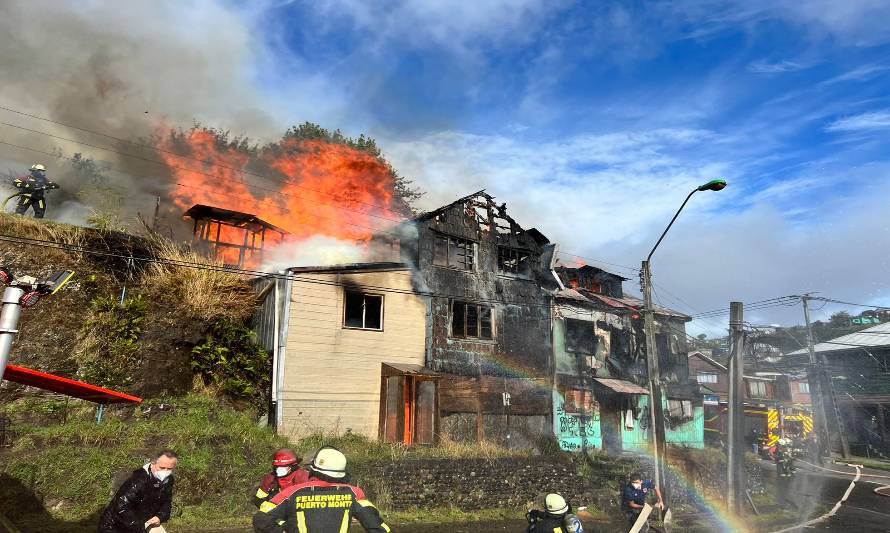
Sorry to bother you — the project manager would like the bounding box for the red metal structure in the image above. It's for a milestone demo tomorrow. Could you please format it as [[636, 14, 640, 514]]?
[[3, 364, 142, 404]]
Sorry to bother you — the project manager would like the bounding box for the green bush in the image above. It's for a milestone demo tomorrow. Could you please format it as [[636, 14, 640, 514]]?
[[75, 296, 147, 389], [191, 319, 271, 410]]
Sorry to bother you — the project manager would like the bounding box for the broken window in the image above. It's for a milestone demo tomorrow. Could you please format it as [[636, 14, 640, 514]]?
[[563, 388, 594, 415], [565, 319, 598, 354], [696, 372, 718, 384], [667, 399, 693, 418], [747, 380, 768, 398], [433, 233, 476, 270], [344, 291, 383, 330], [451, 301, 494, 340], [610, 329, 631, 359], [497, 246, 532, 277]]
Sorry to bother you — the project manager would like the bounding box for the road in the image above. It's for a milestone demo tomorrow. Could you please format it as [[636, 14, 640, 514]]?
[[764, 459, 890, 532]]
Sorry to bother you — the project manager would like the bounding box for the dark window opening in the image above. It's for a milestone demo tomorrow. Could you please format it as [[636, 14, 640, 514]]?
[[344, 291, 383, 330], [433, 233, 475, 270], [610, 329, 631, 359], [451, 301, 494, 340], [565, 318, 598, 354], [655, 333, 672, 369], [497, 246, 532, 276]]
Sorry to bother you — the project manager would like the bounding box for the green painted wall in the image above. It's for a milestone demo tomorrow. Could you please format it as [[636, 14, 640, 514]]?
[[621, 396, 705, 450], [553, 390, 602, 451]]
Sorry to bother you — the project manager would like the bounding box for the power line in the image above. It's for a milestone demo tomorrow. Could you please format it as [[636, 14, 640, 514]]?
[[690, 296, 801, 319], [810, 297, 890, 310], [0, 106, 406, 218], [554, 250, 639, 273]]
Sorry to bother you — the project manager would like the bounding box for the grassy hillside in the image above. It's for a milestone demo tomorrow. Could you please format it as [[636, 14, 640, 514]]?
[[0, 213, 264, 404]]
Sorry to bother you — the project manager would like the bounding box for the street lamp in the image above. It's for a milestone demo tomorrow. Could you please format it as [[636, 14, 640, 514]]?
[[641, 178, 727, 510]]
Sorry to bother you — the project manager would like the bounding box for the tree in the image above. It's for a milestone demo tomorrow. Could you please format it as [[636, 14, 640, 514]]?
[[696, 333, 708, 341]]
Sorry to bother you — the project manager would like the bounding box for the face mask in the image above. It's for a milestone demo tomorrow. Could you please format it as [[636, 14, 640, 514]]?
[[275, 467, 291, 477], [154, 469, 173, 482], [632, 482, 642, 490]]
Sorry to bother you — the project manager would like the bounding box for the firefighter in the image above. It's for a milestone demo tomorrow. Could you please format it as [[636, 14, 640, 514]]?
[[252, 446, 390, 533], [12, 164, 59, 219], [621, 472, 664, 532], [526, 493, 584, 533], [254, 449, 311, 511], [775, 438, 795, 477]]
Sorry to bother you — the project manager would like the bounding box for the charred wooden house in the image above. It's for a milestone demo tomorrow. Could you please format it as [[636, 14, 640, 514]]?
[[403, 191, 555, 448], [550, 265, 703, 453]]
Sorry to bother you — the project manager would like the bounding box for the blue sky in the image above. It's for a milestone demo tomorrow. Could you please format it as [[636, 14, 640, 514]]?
[[3, 0, 890, 334]]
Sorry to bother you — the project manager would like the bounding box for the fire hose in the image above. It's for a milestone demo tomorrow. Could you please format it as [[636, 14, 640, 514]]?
[[1, 192, 26, 212]]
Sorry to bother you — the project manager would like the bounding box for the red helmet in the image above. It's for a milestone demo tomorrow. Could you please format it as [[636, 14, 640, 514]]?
[[272, 449, 299, 467]]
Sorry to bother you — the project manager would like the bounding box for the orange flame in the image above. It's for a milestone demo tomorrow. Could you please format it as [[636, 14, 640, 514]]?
[[156, 129, 402, 248]]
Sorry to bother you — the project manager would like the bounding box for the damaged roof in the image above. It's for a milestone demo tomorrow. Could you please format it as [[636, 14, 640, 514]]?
[[553, 287, 691, 320], [286, 262, 409, 274], [184, 204, 287, 233]]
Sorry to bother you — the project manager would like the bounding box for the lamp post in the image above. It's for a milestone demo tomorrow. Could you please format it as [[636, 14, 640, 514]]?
[[641, 178, 726, 510]]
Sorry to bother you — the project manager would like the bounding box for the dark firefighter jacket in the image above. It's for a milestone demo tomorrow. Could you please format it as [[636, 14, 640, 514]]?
[[254, 469, 311, 510], [98, 465, 174, 533], [13, 174, 56, 197], [252, 478, 390, 533]]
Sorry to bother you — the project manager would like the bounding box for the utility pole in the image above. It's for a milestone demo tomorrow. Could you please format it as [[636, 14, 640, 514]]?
[[642, 260, 668, 505], [802, 295, 850, 458], [726, 302, 745, 513]]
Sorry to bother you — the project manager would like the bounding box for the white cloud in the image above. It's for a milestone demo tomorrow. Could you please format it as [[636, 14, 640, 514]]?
[[826, 110, 890, 132], [747, 59, 809, 74]]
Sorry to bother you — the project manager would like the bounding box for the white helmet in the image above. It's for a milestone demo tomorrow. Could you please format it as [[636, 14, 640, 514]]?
[[545, 493, 569, 514], [310, 447, 347, 479], [30, 164, 46, 172]]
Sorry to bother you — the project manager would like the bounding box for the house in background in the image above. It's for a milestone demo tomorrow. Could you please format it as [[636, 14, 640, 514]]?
[[688, 351, 811, 448], [785, 322, 890, 455], [550, 265, 704, 454]]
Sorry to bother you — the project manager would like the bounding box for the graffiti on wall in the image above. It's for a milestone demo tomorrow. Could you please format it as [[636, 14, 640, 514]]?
[[553, 392, 602, 451]]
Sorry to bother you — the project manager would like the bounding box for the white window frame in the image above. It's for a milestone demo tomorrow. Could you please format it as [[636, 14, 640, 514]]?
[[343, 290, 384, 331], [696, 372, 718, 384]]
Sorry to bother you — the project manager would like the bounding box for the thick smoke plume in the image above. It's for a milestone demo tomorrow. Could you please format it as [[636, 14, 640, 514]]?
[[0, 0, 280, 227]]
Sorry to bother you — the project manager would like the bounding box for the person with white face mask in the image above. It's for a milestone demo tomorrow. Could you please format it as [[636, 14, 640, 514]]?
[[253, 448, 310, 513], [621, 471, 663, 531], [98, 449, 178, 533]]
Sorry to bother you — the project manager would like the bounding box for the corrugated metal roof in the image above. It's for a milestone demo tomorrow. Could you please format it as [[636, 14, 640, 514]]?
[[787, 321, 890, 355], [593, 378, 649, 394]]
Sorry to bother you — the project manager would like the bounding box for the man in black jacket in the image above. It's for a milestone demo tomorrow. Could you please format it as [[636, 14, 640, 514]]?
[[98, 450, 177, 533]]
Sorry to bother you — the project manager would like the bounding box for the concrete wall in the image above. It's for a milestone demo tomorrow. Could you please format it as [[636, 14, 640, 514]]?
[[279, 269, 427, 440]]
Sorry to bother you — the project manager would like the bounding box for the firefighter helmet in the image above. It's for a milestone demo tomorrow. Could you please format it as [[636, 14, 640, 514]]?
[[545, 493, 569, 515], [272, 448, 299, 467], [30, 164, 46, 172], [310, 447, 347, 478]]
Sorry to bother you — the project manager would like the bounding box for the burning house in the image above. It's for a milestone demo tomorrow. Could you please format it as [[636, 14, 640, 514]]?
[[253, 191, 703, 452]]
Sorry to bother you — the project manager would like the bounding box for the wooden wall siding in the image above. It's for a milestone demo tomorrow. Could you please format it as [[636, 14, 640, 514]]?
[[438, 374, 551, 416], [279, 269, 427, 440]]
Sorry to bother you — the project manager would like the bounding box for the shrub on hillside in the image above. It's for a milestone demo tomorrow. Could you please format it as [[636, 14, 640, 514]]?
[[191, 319, 271, 410]]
